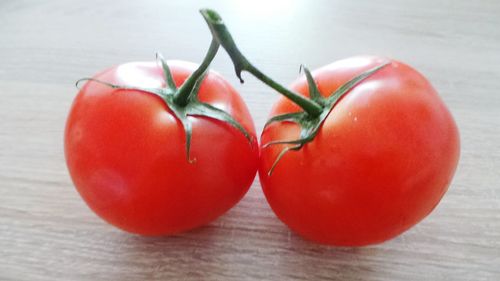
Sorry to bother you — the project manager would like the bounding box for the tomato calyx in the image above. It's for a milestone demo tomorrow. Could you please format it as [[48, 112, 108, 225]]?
[[201, 9, 389, 174], [75, 39, 252, 163], [263, 63, 389, 174]]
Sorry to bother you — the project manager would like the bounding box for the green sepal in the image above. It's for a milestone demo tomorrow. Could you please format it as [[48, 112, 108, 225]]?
[[263, 62, 390, 175], [264, 111, 306, 127], [302, 65, 325, 106], [156, 52, 177, 90], [188, 100, 253, 141], [326, 63, 388, 105], [75, 78, 168, 99]]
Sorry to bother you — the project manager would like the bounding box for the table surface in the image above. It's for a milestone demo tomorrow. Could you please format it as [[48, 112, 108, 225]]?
[[1, 0, 499, 280]]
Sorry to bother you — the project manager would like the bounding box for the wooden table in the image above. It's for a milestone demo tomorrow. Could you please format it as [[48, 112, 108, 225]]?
[[1, 0, 499, 280]]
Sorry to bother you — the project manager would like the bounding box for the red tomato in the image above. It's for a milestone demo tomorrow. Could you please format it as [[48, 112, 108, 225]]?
[[259, 56, 460, 246], [65, 60, 258, 235]]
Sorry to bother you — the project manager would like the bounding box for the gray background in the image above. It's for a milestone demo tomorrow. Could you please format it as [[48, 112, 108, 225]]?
[[1, 0, 499, 280]]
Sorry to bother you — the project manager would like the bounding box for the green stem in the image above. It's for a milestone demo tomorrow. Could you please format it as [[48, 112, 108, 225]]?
[[200, 9, 323, 118], [173, 39, 220, 106]]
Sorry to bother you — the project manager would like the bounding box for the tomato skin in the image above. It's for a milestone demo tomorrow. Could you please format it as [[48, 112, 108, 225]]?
[[259, 56, 460, 246], [65, 60, 258, 235]]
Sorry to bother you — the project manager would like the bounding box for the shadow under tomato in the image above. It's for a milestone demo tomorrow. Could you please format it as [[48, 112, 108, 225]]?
[[98, 225, 222, 279], [93, 189, 391, 280], [270, 230, 384, 280]]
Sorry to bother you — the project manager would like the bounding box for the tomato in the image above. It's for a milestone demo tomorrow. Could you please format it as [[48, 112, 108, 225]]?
[[65, 60, 258, 235], [259, 56, 460, 246]]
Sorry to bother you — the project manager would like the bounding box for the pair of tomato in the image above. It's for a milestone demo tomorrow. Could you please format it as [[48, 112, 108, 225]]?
[[65, 12, 459, 246]]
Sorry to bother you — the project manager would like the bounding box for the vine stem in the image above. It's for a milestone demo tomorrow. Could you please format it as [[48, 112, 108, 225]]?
[[200, 9, 324, 118], [173, 39, 220, 106]]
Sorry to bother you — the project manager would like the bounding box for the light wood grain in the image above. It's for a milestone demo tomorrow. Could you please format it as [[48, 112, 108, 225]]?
[[1, 0, 499, 280]]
